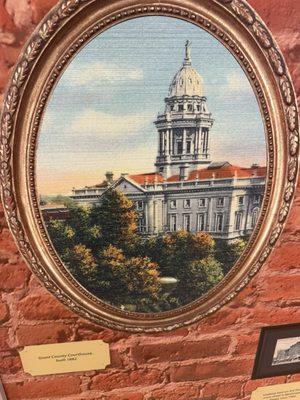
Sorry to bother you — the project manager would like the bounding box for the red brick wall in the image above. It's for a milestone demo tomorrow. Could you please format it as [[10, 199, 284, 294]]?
[[0, 1, 299, 399]]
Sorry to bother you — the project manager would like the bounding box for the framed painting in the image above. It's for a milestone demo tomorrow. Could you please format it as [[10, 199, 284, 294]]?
[[0, 0, 298, 331], [252, 323, 300, 379]]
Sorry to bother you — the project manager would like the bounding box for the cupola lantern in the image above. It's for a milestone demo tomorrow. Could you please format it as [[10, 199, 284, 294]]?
[[154, 42, 214, 178]]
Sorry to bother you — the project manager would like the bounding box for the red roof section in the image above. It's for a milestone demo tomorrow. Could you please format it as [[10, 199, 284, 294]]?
[[129, 164, 266, 185], [181, 164, 267, 181], [129, 173, 165, 185]]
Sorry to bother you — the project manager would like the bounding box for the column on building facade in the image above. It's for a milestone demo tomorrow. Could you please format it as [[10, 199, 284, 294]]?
[[200, 129, 204, 154], [153, 200, 157, 233], [196, 127, 200, 156], [198, 128, 201, 156], [189, 131, 194, 154], [243, 195, 251, 234], [193, 130, 196, 155], [224, 210, 230, 236], [144, 199, 149, 233], [199, 129, 203, 154], [169, 129, 172, 155], [161, 199, 165, 232], [204, 128, 210, 155], [207, 197, 213, 231], [156, 199, 164, 232], [163, 195, 168, 231], [165, 130, 168, 156], [194, 127, 199, 156], [227, 195, 236, 238], [160, 131, 165, 156], [159, 131, 163, 156], [182, 128, 187, 154], [165, 129, 169, 156], [147, 198, 154, 234]]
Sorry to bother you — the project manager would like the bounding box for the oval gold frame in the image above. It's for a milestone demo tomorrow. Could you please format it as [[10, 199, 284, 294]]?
[[0, 0, 298, 332]]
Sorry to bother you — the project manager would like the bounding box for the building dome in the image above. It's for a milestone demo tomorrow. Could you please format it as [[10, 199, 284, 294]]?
[[168, 41, 204, 97]]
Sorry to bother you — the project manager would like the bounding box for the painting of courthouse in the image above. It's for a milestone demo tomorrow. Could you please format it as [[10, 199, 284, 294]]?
[[70, 42, 266, 240]]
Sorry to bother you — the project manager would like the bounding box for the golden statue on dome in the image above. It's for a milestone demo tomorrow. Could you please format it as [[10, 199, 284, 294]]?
[[184, 40, 192, 64]]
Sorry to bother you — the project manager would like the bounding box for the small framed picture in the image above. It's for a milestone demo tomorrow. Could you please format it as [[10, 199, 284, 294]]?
[[252, 323, 300, 379]]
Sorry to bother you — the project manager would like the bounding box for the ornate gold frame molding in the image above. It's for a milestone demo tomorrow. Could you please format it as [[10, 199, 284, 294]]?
[[0, 0, 298, 332]]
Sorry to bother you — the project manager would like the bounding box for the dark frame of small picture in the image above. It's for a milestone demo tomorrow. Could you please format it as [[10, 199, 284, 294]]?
[[252, 323, 300, 379]]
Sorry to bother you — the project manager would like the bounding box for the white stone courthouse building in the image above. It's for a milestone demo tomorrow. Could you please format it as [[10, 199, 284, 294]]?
[[71, 42, 266, 240]]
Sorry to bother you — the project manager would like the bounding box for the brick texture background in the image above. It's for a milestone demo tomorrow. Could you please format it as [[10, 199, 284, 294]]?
[[0, 1, 299, 399]]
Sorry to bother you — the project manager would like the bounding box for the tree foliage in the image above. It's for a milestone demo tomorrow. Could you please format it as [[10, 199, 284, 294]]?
[[215, 238, 247, 274], [97, 245, 160, 307], [46, 188, 246, 311], [90, 189, 138, 248], [64, 244, 99, 289], [47, 220, 75, 255], [173, 256, 224, 304]]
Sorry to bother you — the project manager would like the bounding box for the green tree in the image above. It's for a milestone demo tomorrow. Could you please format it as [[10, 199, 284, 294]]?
[[66, 204, 92, 246], [215, 238, 247, 274], [64, 244, 100, 290], [173, 255, 224, 305], [137, 230, 215, 277], [45, 194, 225, 311], [50, 195, 75, 207], [97, 245, 161, 310], [90, 189, 138, 249], [47, 220, 75, 255]]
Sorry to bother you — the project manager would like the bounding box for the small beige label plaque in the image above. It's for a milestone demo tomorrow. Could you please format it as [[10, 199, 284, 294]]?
[[251, 382, 300, 400], [19, 340, 110, 376]]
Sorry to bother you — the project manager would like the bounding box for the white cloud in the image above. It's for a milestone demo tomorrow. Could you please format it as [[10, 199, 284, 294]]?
[[226, 72, 251, 93], [70, 109, 154, 137], [63, 62, 143, 86]]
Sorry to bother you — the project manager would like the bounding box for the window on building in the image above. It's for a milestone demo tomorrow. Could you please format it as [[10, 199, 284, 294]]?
[[188, 104, 193, 111], [184, 199, 191, 208], [217, 197, 224, 207], [186, 140, 191, 154], [183, 214, 191, 232], [178, 105, 184, 112], [177, 141, 183, 154], [197, 213, 205, 231], [170, 214, 177, 232], [252, 208, 259, 227], [235, 212, 242, 230], [137, 218, 146, 233], [170, 200, 177, 209], [238, 196, 244, 205], [198, 198, 206, 207], [197, 105, 201, 112], [136, 201, 144, 211], [253, 194, 260, 204], [216, 213, 223, 232]]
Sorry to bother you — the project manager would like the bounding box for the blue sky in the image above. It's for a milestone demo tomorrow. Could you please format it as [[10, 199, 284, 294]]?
[[37, 16, 266, 195]]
